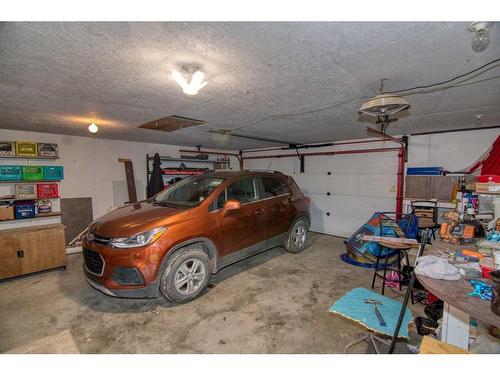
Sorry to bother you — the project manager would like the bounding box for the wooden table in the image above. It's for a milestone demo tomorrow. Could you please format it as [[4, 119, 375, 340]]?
[[416, 240, 500, 349]]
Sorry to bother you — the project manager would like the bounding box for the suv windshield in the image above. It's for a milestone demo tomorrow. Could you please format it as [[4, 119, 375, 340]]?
[[153, 176, 224, 208]]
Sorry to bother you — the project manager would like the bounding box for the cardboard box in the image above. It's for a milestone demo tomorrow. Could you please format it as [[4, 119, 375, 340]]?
[[476, 182, 500, 194], [0, 205, 14, 221]]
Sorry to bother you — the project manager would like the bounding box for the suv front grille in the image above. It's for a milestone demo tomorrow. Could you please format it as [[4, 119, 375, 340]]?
[[83, 248, 104, 276]]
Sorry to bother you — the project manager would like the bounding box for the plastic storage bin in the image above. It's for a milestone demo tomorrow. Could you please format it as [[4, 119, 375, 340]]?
[[406, 167, 443, 176], [21, 165, 44, 181], [14, 201, 36, 219], [16, 184, 37, 199], [43, 166, 64, 181], [0, 165, 22, 181], [37, 183, 59, 198], [16, 141, 37, 157], [0, 141, 16, 156], [37, 143, 58, 158]]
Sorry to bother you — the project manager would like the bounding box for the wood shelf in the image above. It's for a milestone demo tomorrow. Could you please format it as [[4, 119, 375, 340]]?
[[147, 156, 229, 164], [162, 171, 205, 176], [0, 155, 59, 160], [0, 197, 60, 202], [0, 180, 60, 184], [0, 212, 62, 224]]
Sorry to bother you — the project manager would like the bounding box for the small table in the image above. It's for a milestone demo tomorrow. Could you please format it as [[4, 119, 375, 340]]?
[[416, 240, 500, 349]]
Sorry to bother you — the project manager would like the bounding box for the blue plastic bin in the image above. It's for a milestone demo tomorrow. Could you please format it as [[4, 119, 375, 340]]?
[[406, 167, 443, 176], [0, 165, 22, 181], [43, 166, 64, 181], [14, 201, 36, 219]]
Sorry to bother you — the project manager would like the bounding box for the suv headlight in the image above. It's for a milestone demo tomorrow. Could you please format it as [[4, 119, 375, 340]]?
[[110, 227, 167, 249]]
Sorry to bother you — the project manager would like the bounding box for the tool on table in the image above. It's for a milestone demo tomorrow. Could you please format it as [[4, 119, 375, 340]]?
[[364, 299, 387, 326], [468, 279, 493, 301]]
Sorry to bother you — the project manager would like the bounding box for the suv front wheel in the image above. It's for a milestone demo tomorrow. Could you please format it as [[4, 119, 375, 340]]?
[[285, 218, 309, 253], [159, 245, 212, 303]]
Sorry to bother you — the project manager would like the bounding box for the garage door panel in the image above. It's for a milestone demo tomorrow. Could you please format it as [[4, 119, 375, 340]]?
[[306, 154, 398, 174], [294, 174, 396, 198], [292, 174, 333, 194], [310, 209, 368, 238], [331, 196, 395, 218], [307, 192, 334, 213]]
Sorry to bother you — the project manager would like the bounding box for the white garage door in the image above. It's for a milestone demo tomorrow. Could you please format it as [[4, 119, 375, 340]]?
[[244, 150, 399, 237]]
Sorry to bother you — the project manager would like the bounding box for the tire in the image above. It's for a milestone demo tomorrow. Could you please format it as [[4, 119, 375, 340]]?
[[159, 245, 212, 304], [285, 218, 309, 253]]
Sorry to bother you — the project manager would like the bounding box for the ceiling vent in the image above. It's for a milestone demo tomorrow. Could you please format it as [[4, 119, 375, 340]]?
[[139, 115, 206, 132]]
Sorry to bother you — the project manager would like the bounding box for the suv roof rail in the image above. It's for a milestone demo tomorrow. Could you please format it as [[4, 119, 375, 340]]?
[[244, 169, 283, 174]]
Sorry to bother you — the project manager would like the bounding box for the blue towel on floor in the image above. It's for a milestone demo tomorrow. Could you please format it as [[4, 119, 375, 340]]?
[[329, 287, 412, 338]]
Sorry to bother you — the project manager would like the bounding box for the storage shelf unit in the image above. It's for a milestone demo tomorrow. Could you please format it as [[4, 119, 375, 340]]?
[[0, 150, 62, 226], [146, 154, 230, 180], [0, 212, 62, 223], [0, 197, 60, 202], [0, 155, 59, 160], [0, 180, 61, 184]]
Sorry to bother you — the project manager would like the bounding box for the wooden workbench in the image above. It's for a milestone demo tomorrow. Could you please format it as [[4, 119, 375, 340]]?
[[416, 240, 500, 349]]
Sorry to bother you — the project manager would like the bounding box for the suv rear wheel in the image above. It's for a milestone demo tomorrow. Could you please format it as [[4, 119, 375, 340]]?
[[159, 245, 212, 303], [285, 218, 309, 253]]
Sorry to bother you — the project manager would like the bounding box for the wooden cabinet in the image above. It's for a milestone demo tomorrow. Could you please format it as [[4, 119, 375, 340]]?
[[0, 224, 66, 280]]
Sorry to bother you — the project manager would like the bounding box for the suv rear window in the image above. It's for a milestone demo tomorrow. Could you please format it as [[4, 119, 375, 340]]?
[[261, 177, 290, 198]]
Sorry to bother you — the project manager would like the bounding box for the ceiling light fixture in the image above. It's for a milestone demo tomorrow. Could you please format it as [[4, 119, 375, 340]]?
[[88, 122, 98, 134], [358, 79, 411, 134], [172, 65, 208, 96], [467, 22, 494, 52]]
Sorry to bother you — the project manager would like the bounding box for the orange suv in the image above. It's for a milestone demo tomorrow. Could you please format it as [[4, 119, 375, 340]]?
[[82, 170, 310, 303]]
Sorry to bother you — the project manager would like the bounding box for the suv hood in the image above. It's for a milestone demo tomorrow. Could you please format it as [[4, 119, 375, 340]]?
[[91, 200, 189, 237]]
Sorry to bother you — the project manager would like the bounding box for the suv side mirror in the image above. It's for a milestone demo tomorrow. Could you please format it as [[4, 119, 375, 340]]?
[[223, 199, 241, 212]]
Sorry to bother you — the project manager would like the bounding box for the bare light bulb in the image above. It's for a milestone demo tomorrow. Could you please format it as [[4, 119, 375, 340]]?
[[88, 122, 98, 133], [172, 68, 208, 96]]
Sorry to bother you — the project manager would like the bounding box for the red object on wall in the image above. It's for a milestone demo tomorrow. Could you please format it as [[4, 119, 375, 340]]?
[[37, 183, 59, 198], [468, 135, 500, 176], [477, 175, 500, 183]]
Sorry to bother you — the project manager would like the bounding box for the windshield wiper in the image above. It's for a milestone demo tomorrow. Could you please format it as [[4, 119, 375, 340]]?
[[153, 200, 182, 208]]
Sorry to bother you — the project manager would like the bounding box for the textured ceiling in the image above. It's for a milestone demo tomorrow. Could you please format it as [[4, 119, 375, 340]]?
[[0, 22, 499, 150]]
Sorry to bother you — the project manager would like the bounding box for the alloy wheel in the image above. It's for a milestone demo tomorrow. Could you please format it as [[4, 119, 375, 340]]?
[[174, 258, 206, 295]]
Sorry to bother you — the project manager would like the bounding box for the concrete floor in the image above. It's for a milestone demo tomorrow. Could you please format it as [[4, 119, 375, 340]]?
[[0, 233, 423, 353]]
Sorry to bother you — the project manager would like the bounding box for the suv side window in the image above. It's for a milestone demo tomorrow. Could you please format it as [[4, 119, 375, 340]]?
[[212, 189, 227, 211], [261, 176, 290, 198], [227, 178, 258, 203]]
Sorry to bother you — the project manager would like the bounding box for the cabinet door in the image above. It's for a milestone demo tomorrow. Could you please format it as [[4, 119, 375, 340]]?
[[20, 226, 66, 275], [0, 233, 22, 279]]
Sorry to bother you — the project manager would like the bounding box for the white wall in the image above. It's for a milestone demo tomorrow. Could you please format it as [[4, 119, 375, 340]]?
[[243, 140, 401, 237], [407, 128, 500, 171], [0, 129, 238, 230]]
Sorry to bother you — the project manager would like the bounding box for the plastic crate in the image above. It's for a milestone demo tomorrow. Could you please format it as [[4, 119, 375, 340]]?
[[16, 141, 37, 157], [43, 166, 64, 181], [0, 165, 22, 181], [22, 165, 44, 181], [0, 141, 16, 156], [37, 143, 58, 158], [14, 201, 36, 219], [37, 183, 59, 198], [16, 184, 37, 199]]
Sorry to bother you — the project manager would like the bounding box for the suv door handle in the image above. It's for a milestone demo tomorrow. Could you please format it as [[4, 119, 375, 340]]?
[[254, 209, 264, 215]]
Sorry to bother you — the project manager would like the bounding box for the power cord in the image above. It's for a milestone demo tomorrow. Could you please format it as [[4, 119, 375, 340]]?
[[384, 57, 500, 94]]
